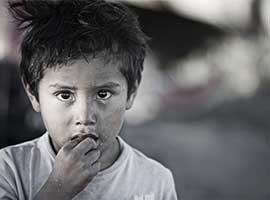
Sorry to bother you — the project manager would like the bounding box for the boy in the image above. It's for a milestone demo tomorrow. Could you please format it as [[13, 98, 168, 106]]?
[[0, 0, 178, 199]]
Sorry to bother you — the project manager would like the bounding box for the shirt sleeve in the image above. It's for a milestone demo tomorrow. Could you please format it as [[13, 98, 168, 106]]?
[[0, 150, 18, 200], [163, 169, 179, 200], [0, 175, 17, 200]]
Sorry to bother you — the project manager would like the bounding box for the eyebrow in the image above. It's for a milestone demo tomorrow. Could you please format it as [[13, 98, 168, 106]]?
[[95, 82, 121, 89], [49, 84, 78, 90], [49, 82, 121, 90]]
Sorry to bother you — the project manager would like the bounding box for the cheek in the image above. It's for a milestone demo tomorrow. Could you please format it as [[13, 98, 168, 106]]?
[[41, 109, 65, 143], [99, 104, 126, 140], [39, 98, 71, 145]]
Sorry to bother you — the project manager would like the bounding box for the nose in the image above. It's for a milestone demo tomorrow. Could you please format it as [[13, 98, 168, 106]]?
[[74, 97, 97, 126]]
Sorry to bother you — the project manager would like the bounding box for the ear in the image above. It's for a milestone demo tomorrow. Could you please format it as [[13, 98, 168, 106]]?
[[22, 79, 41, 112], [126, 90, 137, 110]]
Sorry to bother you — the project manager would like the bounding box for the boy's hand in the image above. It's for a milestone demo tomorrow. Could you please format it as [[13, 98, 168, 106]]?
[[34, 136, 101, 200]]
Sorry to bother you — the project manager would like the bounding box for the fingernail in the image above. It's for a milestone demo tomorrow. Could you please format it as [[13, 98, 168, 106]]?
[[96, 139, 101, 146]]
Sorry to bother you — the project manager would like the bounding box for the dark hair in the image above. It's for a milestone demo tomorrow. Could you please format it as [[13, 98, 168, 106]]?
[[8, 0, 148, 99]]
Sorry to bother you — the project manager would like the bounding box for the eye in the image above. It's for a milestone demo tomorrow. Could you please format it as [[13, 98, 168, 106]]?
[[56, 91, 75, 102], [96, 90, 112, 100]]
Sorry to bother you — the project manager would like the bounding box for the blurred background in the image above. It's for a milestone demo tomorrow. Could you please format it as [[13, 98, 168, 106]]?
[[1, 0, 270, 199]]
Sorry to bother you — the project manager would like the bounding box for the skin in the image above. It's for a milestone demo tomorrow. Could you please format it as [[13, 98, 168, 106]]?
[[25, 56, 137, 199]]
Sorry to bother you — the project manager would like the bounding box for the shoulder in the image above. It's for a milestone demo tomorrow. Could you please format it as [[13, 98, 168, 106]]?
[[134, 148, 171, 174], [119, 138, 178, 199], [0, 137, 42, 198], [0, 135, 44, 167], [0, 136, 40, 154], [0, 134, 54, 199], [120, 137, 173, 181]]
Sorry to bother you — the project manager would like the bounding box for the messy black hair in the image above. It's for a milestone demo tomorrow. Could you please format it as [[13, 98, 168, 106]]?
[[8, 0, 148, 99]]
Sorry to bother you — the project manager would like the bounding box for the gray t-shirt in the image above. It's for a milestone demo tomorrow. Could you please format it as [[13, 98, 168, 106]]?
[[0, 133, 178, 200]]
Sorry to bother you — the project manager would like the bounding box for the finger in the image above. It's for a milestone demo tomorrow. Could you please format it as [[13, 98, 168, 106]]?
[[88, 161, 101, 176], [85, 149, 101, 165], [71, 133, 98, 142], [62, 136, 82, 151], [73, 137, 98, 155]]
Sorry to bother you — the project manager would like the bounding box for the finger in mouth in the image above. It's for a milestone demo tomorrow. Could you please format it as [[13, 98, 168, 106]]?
[[71, 133, 99, 142]]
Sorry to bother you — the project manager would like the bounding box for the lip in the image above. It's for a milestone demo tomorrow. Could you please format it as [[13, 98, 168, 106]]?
[[71, 132, 99, 141]]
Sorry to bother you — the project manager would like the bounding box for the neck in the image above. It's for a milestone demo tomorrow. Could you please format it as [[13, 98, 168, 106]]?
[[99, 138, 121, 171]]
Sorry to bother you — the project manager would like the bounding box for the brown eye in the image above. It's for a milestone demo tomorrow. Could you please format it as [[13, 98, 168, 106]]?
[[96, 90, 112, 100]]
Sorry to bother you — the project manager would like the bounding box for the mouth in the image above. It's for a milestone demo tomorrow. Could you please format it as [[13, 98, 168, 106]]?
[[70, 133, 99, 142]]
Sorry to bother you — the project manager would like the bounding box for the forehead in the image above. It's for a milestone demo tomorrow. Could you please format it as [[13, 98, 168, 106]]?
[[40, 57, 126, 88]]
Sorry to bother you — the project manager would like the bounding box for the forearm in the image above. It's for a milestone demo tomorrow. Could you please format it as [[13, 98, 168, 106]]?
[[33, 177, 75, 200]]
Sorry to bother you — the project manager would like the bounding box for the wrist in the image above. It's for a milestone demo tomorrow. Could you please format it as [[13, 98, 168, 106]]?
[[33, 176, 76, 200]]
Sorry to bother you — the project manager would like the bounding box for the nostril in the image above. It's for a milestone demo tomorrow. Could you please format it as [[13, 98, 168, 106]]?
[[75, 118, 97, 126], [75, 101, 97, 125]]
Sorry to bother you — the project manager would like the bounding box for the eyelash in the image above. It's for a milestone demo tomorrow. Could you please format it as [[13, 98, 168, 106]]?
[[54, 89, 114, 103], [55, 91, 75, 103], [96, 89, 113, 101]]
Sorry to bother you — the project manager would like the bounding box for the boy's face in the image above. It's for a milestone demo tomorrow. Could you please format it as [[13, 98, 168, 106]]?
[[26, 57, 136, 153]]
